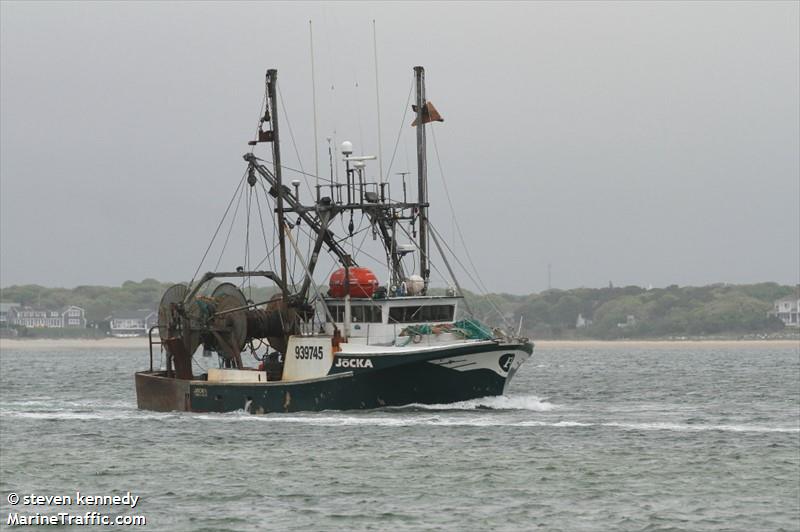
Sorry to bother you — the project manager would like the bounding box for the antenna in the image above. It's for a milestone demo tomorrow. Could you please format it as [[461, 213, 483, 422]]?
[[309, 20, 320, 188], [397, 171, 410, 203], [372, 19, 384, 183]]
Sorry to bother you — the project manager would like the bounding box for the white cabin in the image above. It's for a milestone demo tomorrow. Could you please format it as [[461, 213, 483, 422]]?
[[320, 295, 462, 346]]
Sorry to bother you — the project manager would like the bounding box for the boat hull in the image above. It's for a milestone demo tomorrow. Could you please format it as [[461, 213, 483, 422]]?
[[136, 341, 532, 413]]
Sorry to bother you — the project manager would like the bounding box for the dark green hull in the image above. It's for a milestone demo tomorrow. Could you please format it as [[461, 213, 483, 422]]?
[[136, 341, 533, 413]]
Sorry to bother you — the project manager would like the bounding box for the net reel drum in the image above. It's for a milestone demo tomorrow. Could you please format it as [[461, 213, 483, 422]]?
[[157, 281, 295, 375]]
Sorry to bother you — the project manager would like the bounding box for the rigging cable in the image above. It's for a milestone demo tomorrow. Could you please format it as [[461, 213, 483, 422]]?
[[250, 156, 337, 183], [276, 82, 315, 266], [249, 240, 280, 272], [429, 222, 510, 327], [189, 170, 248, 288], [385, 78, 414, 178], [254, 178, 277, 273], [276, 83, 313, 200], [258, 172, 280, 276], [213, 172, 247, 272], [249, 88, 268, 155], [252, 183, 276, 274], [256, 176, 298, 291], [243, 186, 253, 298], [394, 221, 451, 290], [430, 125, 511, 328]]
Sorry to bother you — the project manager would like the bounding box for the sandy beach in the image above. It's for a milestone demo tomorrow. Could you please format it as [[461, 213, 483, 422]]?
[[1, 336, 797, 352], [0, 337, 151, 351], [534, 339, 800, 349]]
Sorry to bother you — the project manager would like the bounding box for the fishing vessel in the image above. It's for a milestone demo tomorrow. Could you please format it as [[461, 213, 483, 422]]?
[[135, 66, 533, 413]]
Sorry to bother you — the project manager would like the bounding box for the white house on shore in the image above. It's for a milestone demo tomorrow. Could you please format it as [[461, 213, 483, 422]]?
[[109, 310, 157, 337], [10, 305, 86, 328], [769, 297, 800, 328], [0, 302, 20, 328], [576, 313, 593, 328]]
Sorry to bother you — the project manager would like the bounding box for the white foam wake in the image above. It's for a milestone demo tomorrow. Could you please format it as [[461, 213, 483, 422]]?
[[400, 395, 558, 412], [2, 404, 797, 434], [0, 409, 177, 421], [186, 413, 800, 433], [598, 421, 800, 433]]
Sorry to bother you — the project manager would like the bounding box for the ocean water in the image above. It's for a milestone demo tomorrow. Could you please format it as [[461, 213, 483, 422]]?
[[1, 342, 798, 531]]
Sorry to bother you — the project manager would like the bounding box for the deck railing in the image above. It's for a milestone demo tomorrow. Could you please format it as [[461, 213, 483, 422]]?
[[147, 325, 161, 372]]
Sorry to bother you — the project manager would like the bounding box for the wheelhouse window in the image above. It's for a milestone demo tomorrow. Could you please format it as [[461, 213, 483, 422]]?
[[329, 305, 344, 322], [327, 305, 382, 323], [388, 305, 454, 323], [351, 305, 382, 323]]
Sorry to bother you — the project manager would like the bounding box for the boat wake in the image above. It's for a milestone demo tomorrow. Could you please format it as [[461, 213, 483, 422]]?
[[191, 414, 799, 433], [2, 408, 797, 433], [394, 394, 558, 412], [2, 397, 797, 434]]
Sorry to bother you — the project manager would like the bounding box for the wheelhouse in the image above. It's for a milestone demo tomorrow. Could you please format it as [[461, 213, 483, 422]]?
[[321, 295, 461, 345]]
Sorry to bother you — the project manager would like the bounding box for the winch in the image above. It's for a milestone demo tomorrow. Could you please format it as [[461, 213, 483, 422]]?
[[157, 271, 296, 378]]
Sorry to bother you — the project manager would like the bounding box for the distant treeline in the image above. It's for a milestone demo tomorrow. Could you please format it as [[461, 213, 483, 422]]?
[[461, 282, 798, 339], [0, 279, 278, 323], [1, 280, 797, 339]]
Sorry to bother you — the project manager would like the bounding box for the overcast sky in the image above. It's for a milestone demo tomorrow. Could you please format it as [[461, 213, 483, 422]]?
[[1, 1, 798, 294]]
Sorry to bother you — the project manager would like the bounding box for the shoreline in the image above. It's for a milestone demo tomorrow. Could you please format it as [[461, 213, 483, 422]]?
[[0, 336, 797, 351], [534, 338, 799, 349], [0, 337, 151, 350]]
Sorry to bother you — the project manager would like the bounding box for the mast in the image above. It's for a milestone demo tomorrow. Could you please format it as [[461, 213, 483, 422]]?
[[414, 66, 429, 293], [266, 69, 289, 299]]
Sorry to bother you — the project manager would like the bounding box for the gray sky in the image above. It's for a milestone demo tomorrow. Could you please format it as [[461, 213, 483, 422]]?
[[1, 1, 798, 294]]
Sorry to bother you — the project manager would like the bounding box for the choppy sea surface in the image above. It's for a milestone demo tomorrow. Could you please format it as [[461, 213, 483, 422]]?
[[1, 342, 798, 531]]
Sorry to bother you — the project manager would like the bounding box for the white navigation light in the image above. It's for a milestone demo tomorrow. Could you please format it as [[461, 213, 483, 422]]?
[[291, 179, 301, 187], [341, 140, 353, 155]]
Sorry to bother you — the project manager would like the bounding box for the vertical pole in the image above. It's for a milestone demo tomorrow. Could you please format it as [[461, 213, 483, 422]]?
[[391, 217, 398, 287], [327, 137, 337, 203], [345, 159, 352, 205], [373, 20, 384, 183], [414, 66, 429, 293], [344, 294, 351, 339], [309, 21, 320, 193], [267, 69, 289, 299], [358, 167, 364, 204]]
